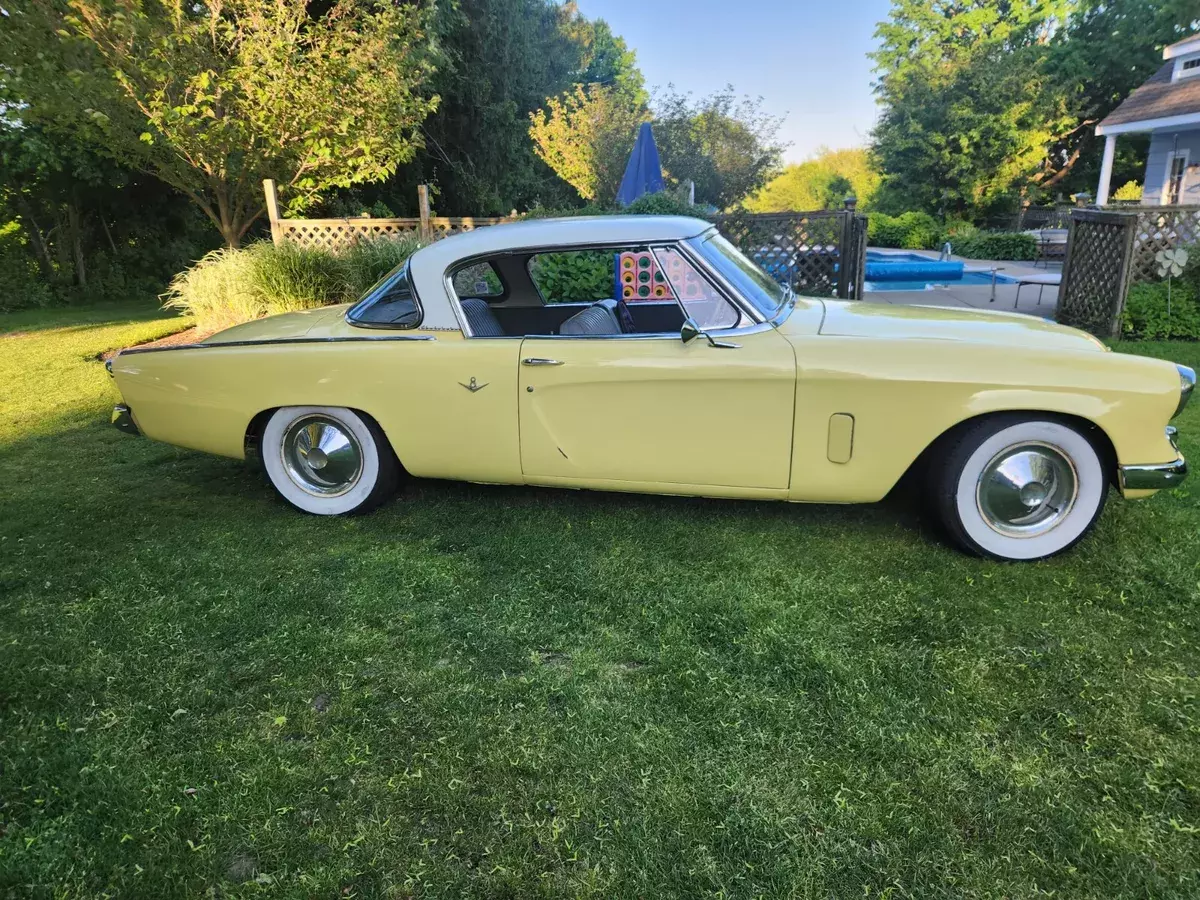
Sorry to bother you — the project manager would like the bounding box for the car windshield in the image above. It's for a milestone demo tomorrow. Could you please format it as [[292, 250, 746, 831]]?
[[346, 261, 421, 328], [688, 232, 788, 319]]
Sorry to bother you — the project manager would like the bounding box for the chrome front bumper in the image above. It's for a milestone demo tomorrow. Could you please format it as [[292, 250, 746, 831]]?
[[1119, 427, 1187, 491], [111, 404, 140, 436]]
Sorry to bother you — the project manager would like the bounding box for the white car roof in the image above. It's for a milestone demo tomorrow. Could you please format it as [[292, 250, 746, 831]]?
[[409, 215, 715, 330]]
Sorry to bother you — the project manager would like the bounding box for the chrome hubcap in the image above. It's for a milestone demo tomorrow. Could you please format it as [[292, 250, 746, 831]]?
[[976, 442, 1078, 538], [281, 415, 363, 497]]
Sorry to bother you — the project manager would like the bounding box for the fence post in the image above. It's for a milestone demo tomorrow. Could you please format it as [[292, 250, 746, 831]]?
[[836, 203, 856, 300], [263, 179, 283, 245], [417, 184, 432, 242]]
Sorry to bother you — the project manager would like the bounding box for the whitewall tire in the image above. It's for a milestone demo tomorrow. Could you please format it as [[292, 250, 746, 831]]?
[[931, 416, 1108, 561], [261, 406, 399, 515]]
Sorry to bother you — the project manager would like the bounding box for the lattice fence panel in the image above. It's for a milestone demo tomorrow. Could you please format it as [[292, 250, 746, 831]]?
[[713, 211, 848, 298], [277, 216, 515, 252], [1130, 207, 1200, 284], [1057, 210, 1136, 337]]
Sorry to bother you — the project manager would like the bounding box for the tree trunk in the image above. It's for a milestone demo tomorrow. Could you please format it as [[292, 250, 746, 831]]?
[[13, 194, 55, 281], [67, 202, 87, 289]]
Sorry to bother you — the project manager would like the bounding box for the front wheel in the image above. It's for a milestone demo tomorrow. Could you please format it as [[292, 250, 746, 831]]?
[[930, 416, 1108, 561], [261, 406, 399, 515]]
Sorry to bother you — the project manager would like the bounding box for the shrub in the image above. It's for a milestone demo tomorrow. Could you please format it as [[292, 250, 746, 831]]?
[[868, 212, 940, 250], [1113, 181, 1143, 202], [1121, 280, 1200, 341], [0, 222, 54, 312], [163, 236, 423, 332], [952, 231, 1037, 261], [529, 250, 613, 302], [939, 219, 979, 244], [341, 234, 424, 296]]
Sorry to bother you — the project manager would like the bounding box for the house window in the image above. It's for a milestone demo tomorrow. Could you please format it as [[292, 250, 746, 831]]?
[[1167, 151, 1189, 205], [1176, 55, 1200, 79]]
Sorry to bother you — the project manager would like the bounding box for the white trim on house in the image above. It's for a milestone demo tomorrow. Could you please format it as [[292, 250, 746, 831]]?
[[1165, 35, 1200, 60], [1096, 110, 1200, 136]]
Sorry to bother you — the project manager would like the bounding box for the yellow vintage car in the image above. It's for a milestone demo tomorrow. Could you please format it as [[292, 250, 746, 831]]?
[[109, 216, 1193, 561]]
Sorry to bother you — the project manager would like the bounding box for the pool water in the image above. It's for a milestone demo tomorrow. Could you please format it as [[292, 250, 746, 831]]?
[[864, 250, 1016, 292]]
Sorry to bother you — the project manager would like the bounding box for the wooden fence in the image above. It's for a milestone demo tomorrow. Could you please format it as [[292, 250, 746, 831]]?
[[265, 181, 868, 300], [264, 181, 516, 252]]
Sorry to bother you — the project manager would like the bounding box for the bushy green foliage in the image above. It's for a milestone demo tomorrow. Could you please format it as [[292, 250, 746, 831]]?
[[868, 212, 940, 250], [951, 231, 1037, 261], [1112, 180, 1143, 202], [1122, 280, 1200, 341], [870, 0, 1193, 217], [0, 221, 54, 312], [528, 250, 614, 303], [163, 236, 422, 332], [624, 191, 707, 217], [747, 147, 880, 212]]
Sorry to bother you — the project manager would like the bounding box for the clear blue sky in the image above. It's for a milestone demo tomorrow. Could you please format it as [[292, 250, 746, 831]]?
[[576, 0, 894, 164]]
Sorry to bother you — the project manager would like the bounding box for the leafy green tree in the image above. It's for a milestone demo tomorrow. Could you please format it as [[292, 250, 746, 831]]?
[[871, 0, 1199, 217], [1043, 0, 1200, 198], [747, 148, 881, 212], [653, 87, 786, 210], [529, 84, 649, 202], [870, 0, 1073, 218], [1, 0, 440, 246], [383, 0, 644, 215]]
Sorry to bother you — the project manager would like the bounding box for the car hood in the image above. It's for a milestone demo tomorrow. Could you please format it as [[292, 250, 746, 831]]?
[[817, 300, 1107, 353], [203, 305, 354, 344]]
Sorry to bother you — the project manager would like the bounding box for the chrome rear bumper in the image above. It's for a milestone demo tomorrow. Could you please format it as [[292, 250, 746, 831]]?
[[112, 404, 140, 436], [1118, 427, 1187, 491]]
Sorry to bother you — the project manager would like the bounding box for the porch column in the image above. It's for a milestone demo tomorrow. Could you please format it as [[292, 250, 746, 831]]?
[[1096, 132, 1117, 206]]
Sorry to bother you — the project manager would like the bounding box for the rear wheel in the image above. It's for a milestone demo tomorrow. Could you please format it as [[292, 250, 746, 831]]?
[[261, 406, 398, 515], [930, 416, 1108, 561]]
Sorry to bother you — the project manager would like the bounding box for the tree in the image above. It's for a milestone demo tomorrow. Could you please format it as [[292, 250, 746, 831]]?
[[747, 147, 881, 212], [1, 0, 440, 246], [529, 83, 649, 202], [379, 0, 644, 215], [652, 87, 786, 210], [870, 0, 1073, 218], [1042, 0, 1200, 198], [870, 0, 1200, 218]]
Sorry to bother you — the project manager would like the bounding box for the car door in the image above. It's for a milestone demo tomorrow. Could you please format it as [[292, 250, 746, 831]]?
[[517, 245, 797, 492]]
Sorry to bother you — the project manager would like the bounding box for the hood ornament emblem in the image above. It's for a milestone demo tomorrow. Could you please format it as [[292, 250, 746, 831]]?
[[460, 376, 488, 393]]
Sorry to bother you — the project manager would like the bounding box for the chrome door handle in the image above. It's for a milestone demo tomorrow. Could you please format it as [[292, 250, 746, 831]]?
[[522, 357, 563, 366]]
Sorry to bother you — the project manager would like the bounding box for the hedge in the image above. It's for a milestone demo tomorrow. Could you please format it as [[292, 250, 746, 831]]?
[[951, 231, 1037, 262]]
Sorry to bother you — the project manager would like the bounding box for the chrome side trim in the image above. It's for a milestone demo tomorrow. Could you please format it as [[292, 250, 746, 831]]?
[[117, 334, 437, 356]]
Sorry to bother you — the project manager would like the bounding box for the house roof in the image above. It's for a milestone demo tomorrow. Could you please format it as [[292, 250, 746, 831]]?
[[1097, 61, 1200, 133]]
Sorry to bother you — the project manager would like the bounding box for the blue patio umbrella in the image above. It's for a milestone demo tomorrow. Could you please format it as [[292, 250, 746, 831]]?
[[616, 122, 665, 206]]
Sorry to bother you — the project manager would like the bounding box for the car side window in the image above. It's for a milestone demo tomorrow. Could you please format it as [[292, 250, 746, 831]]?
[[451, 261, 504, 299], [651, 246, 741, 330]]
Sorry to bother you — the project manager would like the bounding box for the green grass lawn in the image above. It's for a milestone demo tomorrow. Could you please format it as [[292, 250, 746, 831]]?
[[2, 306, 1199, 899]]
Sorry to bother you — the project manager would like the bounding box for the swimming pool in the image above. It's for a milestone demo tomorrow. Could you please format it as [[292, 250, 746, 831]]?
[[864, 251, 1016, 292]]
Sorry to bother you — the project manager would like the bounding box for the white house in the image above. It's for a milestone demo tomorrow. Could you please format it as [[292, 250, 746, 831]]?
[[1096, 33, 1200, 206]]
